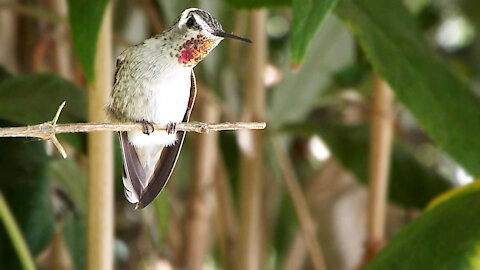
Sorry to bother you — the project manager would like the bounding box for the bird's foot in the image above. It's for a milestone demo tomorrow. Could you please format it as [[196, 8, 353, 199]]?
[[166, 122, 177, 135], [142, 120, 155, 135]]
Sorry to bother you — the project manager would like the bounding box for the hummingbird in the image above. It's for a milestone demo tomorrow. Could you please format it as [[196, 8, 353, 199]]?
[[107, 8, 251, 209]]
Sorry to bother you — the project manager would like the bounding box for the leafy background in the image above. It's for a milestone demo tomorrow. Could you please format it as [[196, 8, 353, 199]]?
[[0, 0, 479, 269]]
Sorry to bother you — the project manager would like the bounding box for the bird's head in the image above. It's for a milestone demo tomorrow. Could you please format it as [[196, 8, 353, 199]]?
[[172, 8, 251, 67]]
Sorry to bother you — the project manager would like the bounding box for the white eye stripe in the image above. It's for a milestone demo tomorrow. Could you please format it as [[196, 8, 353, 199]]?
[[176, 8, 223, 32], [178, 8, 197, 28], [192, 14, 210, 30]]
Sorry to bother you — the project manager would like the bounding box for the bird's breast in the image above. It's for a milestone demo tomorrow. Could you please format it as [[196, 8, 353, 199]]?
[[147, 69, 192, 125], [126, 68, 192, 148]]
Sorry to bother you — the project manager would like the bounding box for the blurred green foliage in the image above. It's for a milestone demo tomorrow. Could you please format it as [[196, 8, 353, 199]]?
[[221, 0, 291, 9], [337, 0, 480, 177], [366, 183, 480, 270], [1, 0, 480, 268], [0, 74, 86, 152], [290, 0, 339, 64], [286, 121, 453, 208], [68, 0, 110, 83], [0, 133, 53, 269]]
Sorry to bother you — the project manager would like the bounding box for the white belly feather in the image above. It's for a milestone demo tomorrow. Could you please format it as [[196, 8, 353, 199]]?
[[128, 68, 192, 148]]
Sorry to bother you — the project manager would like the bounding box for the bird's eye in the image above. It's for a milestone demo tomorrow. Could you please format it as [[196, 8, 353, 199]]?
[[186, 17, 196, 28]]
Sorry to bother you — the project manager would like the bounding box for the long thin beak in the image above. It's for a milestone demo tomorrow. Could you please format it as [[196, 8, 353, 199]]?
[[214, 31, 252, 43]]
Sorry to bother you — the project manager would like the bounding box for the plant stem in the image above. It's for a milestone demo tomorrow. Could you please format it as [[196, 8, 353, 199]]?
[[0, 0, 19, 73], [86, 4, 114, 270], [183, 95, 221, 269], [366, 74, 394, 260], [272, 138, 327, 270], [213, 161, 238, 269], [0, 2, 66, 24], [237, 10, 267, 270], [0, 192, 36, 270]]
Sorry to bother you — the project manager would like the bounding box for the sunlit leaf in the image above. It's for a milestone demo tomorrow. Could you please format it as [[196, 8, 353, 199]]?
[[67, 0, 110, 83], [366, 182, 480, 269], [336, 0, 480, 177], [290, 0, 339, 64]]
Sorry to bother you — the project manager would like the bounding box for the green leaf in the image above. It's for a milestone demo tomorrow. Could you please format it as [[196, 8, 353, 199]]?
[[67, 0, 110, 83], [219, 133, 240, 205], [365, 182, 480, 269], [220, 0, 290, 9], [153, 191, 169, 246], [47, 158, 87, 270], [0, 66, 12, 82], [286, 123, 453, 208], [336, 0, 480, 177], [273, 194, 298, 267], [48, 158, 87, 215], [290, 0, 339, 64], [62, 213, 86, 270], [0, 127, 54, 268], [0, 74, 87, 153], [269, 16, 354, 128]]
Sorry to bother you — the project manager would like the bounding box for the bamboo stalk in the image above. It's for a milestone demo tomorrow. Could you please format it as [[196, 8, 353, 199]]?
[[281, 160, 354, 270], [47, 0, 73, 80], [137, 0, 164, 34], [272, 138, 327, 270], [0, 0, 19, 73], [237, 10, 267, 270], [86, 4, 114, 270], [0, 2, 66, 24], [183, 96, 221, 270], [365, 74, 394, 261], [0, 192, 36, 270], [213, 161, 238, 269], [283, 233, 307, 270]]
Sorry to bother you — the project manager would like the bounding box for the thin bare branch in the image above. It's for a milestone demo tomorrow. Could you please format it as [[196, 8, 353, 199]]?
[[0, 121, 267, 138], [0, 102, 266, 158]]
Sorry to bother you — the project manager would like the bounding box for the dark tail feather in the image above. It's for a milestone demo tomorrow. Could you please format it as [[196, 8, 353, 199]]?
[[136, 131, 186, 209], [119, 132, 147, 202]]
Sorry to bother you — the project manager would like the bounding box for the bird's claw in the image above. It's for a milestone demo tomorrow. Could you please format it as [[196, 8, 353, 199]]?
[[166, 122, 177, 135], [142, 120, 155, 135]]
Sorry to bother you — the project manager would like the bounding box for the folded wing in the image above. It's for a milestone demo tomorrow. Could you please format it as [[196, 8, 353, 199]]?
[[120, 71, 197, 209]]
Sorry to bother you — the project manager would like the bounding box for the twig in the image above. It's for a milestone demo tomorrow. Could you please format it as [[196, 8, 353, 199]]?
[[0, 102, 267, 158], [272, 138, 327, 270]]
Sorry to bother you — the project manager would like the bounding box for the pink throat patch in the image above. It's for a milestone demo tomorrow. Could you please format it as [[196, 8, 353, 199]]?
[[178, 35, 215, 65]]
